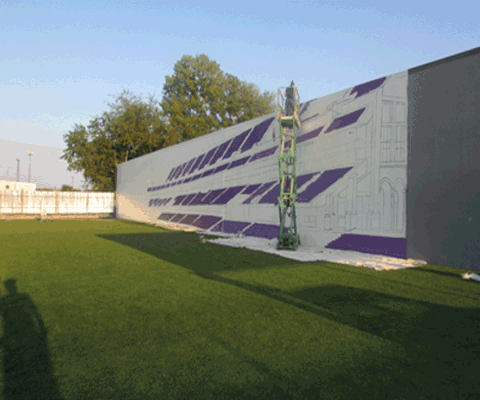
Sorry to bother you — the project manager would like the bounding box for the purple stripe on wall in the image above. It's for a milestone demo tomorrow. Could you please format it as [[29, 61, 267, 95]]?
[[191, 174, 202, 182], [350, 77, 386, 99], [258, 183, 281, 204], [223, 129, 251, 159], [258, 173, 317, 204], [201, 168, 215, 178], [197, 190, 215, 205], [227, 156, 250, 169], [171, 214, 186, 222], [297, 173, 319, 188], [209, 139, 233, 165], [183, 158, 196, 176], [297, 126, 323, 144], [184, 177, 193, 183], [297, 167, 353, 203], [169, 166, 180, 181], [199, 147, 218, 171], [201, 188, 227, 204], [166, 167, 176, 181], [189, 154, 205, 175], [191, 215, 222, 229], [325, 234, 407, 259], [186, 157, 198, 174], [189, 192, 209, 206], [301, 113, 319, 123], [249, 146, 278, 162], [242, 181, 276, 204], [243, 223, 281, 240], [242, 184, 262, 195], [299, 100, 313, 116], [174, 195, 187, 205], [177, 215, 189, 223], [213, 163, 230, 174], [325, 108, 365, 134], [174, 163, 187, 179], [179, 214, 200, 225], [210, 220, 252, 234], [182, 193, 197, 205], [212, 185, 246, 205], [241, 117, 275, 153], [158, 213, 175, 221]]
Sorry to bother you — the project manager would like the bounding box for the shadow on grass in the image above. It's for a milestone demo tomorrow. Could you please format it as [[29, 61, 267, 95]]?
[[318, 262, 480, 301], [0, 279, 64, 400], [409, 266, 467, 279], [95, 229, 480, 399]]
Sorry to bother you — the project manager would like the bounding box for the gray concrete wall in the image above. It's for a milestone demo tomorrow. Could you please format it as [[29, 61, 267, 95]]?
[[406, 47, 480, 270]]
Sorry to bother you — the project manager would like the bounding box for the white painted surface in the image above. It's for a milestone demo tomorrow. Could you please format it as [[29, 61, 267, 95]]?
[[117, 71, 417, 261], [0, 190, 114, 214]]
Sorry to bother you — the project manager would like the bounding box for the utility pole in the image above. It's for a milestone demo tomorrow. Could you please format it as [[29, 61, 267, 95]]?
[[27, 152, 33, 183], [16, 159, 20, 182]]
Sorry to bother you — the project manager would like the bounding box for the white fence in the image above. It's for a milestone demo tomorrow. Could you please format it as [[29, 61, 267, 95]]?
[[0, 190, 115, 214]]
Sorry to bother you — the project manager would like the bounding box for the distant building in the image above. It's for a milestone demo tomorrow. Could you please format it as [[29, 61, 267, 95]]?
[[0, 180, 36, 192]]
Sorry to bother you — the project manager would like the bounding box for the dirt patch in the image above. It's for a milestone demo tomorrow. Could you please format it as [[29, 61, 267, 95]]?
[[0, 213, 114, 221]]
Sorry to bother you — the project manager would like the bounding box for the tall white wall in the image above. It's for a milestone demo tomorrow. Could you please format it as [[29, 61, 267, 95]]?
[[117, 70, 409, 258], [0, 190, 114, 214]]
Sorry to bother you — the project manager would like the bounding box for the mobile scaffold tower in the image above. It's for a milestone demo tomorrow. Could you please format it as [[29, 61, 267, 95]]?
[[276, 81, 301, 250]]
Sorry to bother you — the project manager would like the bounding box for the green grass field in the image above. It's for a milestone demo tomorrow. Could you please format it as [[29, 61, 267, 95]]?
[[1, 218, 479, 399]]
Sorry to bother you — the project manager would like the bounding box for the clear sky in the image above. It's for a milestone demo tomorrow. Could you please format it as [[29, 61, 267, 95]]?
[[1, 0, 478, 190]]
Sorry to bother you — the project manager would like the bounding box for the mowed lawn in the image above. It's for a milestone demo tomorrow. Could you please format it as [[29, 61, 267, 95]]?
[[0, 218, 479, 400]]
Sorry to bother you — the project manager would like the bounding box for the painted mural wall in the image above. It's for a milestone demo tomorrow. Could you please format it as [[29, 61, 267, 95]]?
[[117, 70, 409, 258]]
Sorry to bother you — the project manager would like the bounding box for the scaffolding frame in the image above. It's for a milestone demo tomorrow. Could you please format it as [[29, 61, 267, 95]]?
[[276, 83, 301, 250]]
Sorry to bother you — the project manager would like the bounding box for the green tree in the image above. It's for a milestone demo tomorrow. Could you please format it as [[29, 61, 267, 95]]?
[[161, 54, 275, 146], [59, 185, 81, 192], [61, 90, 167, 192]]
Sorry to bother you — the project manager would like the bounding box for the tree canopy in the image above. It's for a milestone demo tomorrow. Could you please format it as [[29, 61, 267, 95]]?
[[61, 54, 276, 192], [161, 54, 275, 146], [61, 90, 167, 192]]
